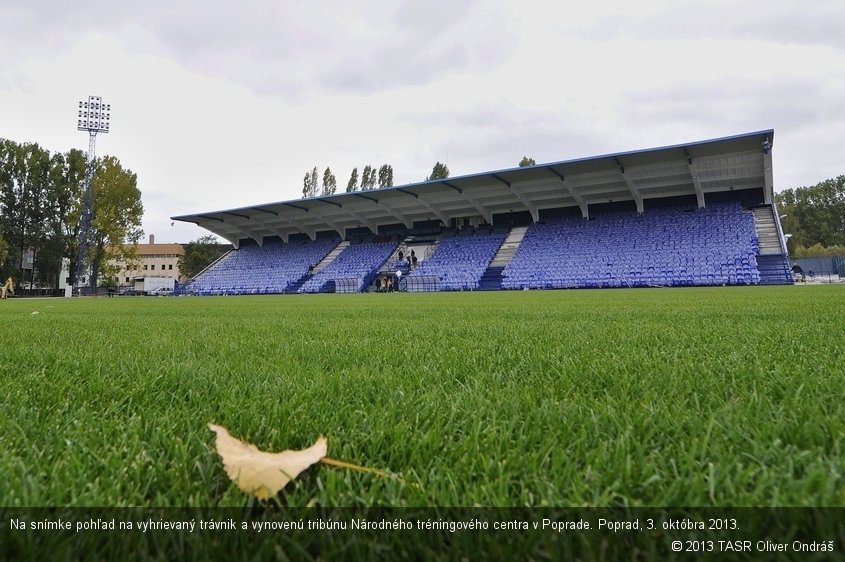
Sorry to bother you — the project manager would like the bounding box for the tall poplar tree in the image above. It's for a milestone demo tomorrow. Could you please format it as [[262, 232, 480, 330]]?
[[322, 167, 337, 196], [346, 167, 359, 192], [378, 164, 394, 188]]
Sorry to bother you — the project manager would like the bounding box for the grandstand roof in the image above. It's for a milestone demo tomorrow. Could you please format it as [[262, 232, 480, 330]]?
[[173, 129, 775, 246]]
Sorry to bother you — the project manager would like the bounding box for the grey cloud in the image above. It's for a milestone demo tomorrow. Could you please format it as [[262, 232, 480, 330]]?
[[750, 9, 845, 49], [401, 103, 612, 173], [2, 0, 516, 99], [317, 2, 515, 94], [582, 2, 845, 50], [625, 77, 836, 132], [321, 40, 479, 93], [392, 0, 480, 37]]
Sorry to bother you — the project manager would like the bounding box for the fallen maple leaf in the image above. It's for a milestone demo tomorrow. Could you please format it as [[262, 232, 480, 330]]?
[[208, 423, 327, 500]]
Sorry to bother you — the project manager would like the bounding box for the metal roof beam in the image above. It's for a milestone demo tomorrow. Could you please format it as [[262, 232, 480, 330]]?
[[210, 223, 255, 249], [493, 174, 538, 223], [208, 226, 241, 249], [246, 215, 303, 244], [302, 208, 346, 239], [464, 193, 492, 224], [277, 203, 317, 237], [616, 158, 643, 213], [343, 196, 381, 233], [197, 214, 267, 246], [398, 189, 449, 225], [344, 210, 377, 234], [226, 222, 266, 247], [444, 181, 491, 224], [377, 200, 414, 229], [762, 141, 774, 205], [686, 150, 706, 208], [352, 193, 379, 204], [283, 203, 309, 213], [396, 188, 417, 199], [418, 199, 450, 226], [547, 168, 588, 218]]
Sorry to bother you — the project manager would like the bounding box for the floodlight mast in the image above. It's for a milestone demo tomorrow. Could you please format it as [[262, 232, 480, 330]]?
[[74, 95, 110, 295]]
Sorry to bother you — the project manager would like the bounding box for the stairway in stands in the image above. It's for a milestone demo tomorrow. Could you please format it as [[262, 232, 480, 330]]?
[[287, 240, 349, 293], [378, 237, 414, 276], [752, 206, 793, 285], [479, 226, 528, 290]]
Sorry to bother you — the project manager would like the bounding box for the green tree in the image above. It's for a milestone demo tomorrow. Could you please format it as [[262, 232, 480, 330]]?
[[0, 139, 143, 289], [0, 228, 8, 278], [775, 175, 845, 251], [790, 243, 845, 257], [86, 156, 144, 289], [179, 234, 228, 279], [361, 165, 376, 190], [302, 166, 319, 198], [427, 161, 449, 181], [322, 167, 337, 196], [0, 140, 51, 287], [519, 156, 536, 167], [378, 164, 394, 188], [346, 167, 359, 193], [42, 149, 86, 288]]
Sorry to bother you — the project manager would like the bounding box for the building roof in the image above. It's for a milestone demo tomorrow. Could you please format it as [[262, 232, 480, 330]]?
[[172, 130, 775, 247], [135, 243, 185, 256]]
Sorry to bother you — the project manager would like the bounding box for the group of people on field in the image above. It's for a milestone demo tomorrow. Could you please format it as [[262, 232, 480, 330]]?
[[374, 275, 398, 292], [374, 248, 419, 293]]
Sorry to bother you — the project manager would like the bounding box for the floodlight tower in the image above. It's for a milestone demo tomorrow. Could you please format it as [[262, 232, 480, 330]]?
[[75, 95, 110, 294]]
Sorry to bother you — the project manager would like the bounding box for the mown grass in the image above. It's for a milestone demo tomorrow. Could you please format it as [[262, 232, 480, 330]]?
[[0, 286, 843, 507]]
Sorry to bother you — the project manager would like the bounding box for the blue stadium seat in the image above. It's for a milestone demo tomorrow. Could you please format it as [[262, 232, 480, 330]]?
[[501, 202, 761, 289]]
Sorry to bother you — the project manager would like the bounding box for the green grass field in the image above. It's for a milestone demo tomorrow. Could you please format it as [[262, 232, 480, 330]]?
[[1, 286, 843, 507]]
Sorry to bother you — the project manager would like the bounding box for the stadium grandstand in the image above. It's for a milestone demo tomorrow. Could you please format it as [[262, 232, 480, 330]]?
[[172, 130, 792, 294]]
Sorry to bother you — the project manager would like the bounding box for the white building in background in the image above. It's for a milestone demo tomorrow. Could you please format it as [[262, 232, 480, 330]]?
[[116, 234, 186, 287], [52, 235, 186, 296]]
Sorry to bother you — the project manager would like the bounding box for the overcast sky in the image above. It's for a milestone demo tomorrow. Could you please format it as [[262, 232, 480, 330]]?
[[1, 0, 843, 243]]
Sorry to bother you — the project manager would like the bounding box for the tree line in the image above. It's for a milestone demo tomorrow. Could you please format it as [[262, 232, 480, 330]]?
[[302, 164, 396, 198], [302, 159, 467, 199], [0, 138, 143, 289], [300, 156, 539, 198], [775, 175, 845, 256]]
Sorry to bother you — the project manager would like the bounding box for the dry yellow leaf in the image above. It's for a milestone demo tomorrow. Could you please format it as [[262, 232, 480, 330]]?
[[208, 423, 327, 500]]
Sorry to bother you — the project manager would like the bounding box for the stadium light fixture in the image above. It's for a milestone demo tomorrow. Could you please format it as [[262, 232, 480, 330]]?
[[74, 95, 111, 296], [77, 96, 111, 133]]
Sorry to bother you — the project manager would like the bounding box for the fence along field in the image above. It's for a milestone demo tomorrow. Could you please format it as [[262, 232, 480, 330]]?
[[0, 286, 843, 507]]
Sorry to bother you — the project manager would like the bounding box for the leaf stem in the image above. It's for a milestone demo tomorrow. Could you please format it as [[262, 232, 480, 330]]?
[[319, 456, 391, 478]]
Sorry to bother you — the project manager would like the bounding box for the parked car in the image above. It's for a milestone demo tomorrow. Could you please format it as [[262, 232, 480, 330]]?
[[117, 288, 139, 296], [147, 287, 173, 296]]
